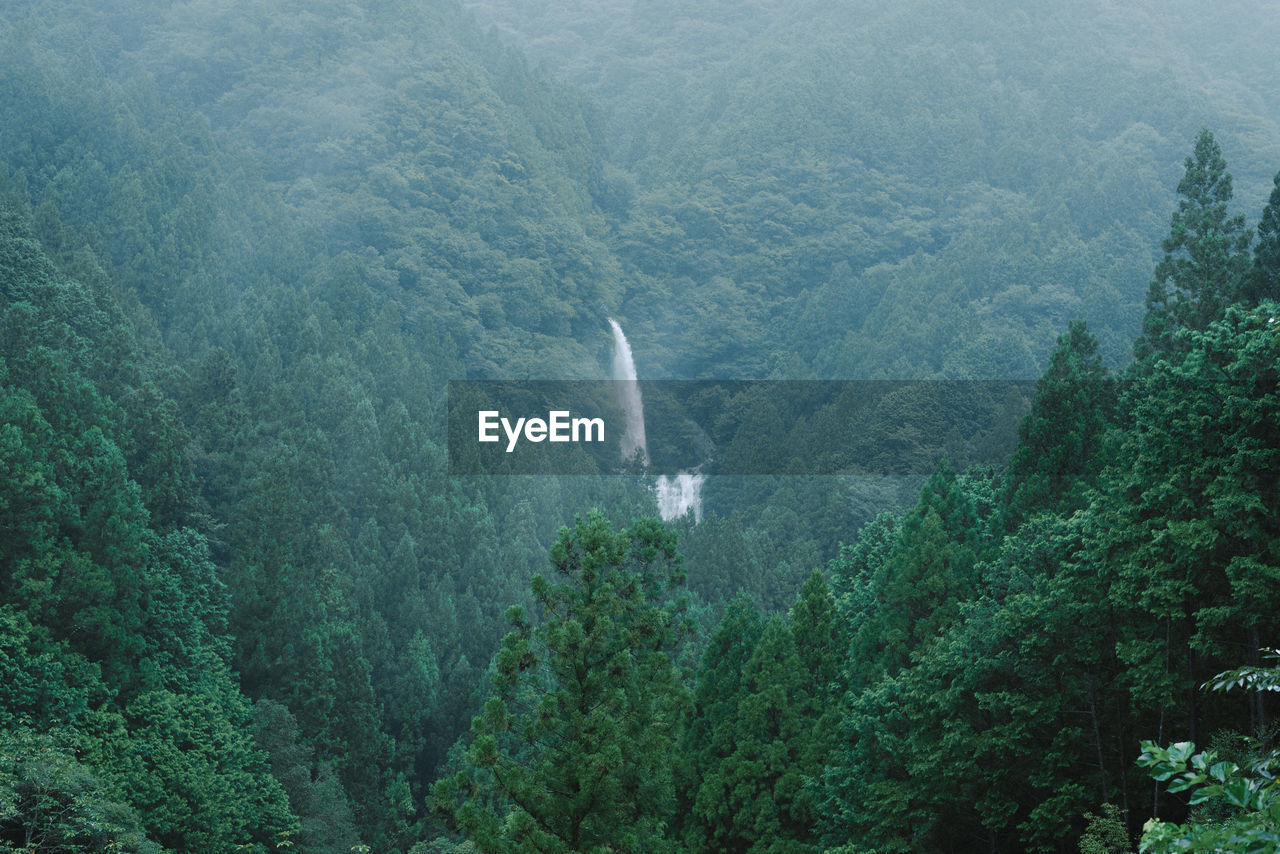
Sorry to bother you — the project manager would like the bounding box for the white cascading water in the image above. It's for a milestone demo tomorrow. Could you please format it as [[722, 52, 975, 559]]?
[[653, 472, 703, 522], [607, 318, 703, 521], [608, 318, 648, 466]]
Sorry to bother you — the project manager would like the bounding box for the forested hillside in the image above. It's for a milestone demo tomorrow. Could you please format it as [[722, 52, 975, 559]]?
[[468, 0, 1280, 377], [2, 1, 1279, 852]]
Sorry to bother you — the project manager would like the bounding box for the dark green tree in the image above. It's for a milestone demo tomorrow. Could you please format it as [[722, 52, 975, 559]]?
[[1251, 170, 1280, 303], [105, 690, 297, 853], [1135, 129, 1252, 363], [678, 591, 764, 850], [696, 616, 815, 854], [0, 202, 300, 853], [828, 511, 897, 638], [789, 570, 843, 701], [1103, 301, 1280, 753], [251, 698, 363, 854], [683, 573, 841, 854], [849, 464, 988, 682], [1005, 320, 1118, 523]]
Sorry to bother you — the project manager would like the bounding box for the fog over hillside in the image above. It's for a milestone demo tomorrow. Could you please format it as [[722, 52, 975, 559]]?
[[3, 1, 1280, 851]]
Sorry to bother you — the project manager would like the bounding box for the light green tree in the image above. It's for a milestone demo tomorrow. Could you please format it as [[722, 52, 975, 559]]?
[[431, 512, 692, 853]]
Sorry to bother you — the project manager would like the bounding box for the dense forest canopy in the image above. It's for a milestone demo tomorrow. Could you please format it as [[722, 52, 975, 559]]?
[[468, 0, 1280, 377], [2, 1, 1280, 852]]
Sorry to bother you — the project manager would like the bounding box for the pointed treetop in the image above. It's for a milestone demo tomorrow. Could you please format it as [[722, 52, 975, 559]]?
[[1251, 170, 1280, 303], [1005, 319, 1116, 523], [1137, 128, 1253, 362]]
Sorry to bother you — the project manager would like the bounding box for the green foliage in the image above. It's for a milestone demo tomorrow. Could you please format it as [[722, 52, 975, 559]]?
[[1252, 171, 1280, 302], [5, 4, 1280, 852], [251, 699, 364, 854], [1005, 320, 1118, 522], [678, 590, 764, 827], [107, 691, 297, 853], [431, 513, 691, 853], [0, 728, 160, 854], [823, 132, 1280, 850], [1137, 740, 1280, 853], [710, 616, 817, 852], [849, 464, 990, 681], [1103, 301, 1280, 724], [1204, 650, 1280, 695], [829, 511, 897, 634], [0, 607, 107, 758], [1079, 804, 1130, 854], [1136, 129, 1254, 363], [682, 573, 841, 853], [823, 549, 1103, 852], [1137, 653, 1280, 853], [0, 202, 298, 852]]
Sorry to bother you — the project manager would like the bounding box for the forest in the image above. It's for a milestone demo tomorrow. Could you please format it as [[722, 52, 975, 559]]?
[[1, 0, 1279, 851]]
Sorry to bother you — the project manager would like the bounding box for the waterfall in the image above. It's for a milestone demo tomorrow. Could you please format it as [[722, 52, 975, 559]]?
[[607, 318, 703, 522], [608, 317, 648, 467], [654, 472, 703, 522]]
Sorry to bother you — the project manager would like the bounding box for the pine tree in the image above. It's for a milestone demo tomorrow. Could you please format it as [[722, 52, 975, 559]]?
[[1251, 170, 1280, 302], [1005, 320, 1117, 523], [678, 592, 764, 850], [683, 575, 841, 854], [850, 464, 986, 680], [1135, 129, 1252, 363], [828, 512, 897, 646], [431, 512, 691, 853], [726, 616, 817, 854]]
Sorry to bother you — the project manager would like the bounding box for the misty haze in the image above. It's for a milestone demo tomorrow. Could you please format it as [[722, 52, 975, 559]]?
[[2, 1, 1280, 851]]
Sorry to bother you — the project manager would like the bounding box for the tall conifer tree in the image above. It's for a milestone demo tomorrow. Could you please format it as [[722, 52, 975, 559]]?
[[1251, 171, 1280, 302], [431, 513, 691, 853], [1136, 129, 1251, 363], [1005, 320, 1117, 523]]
